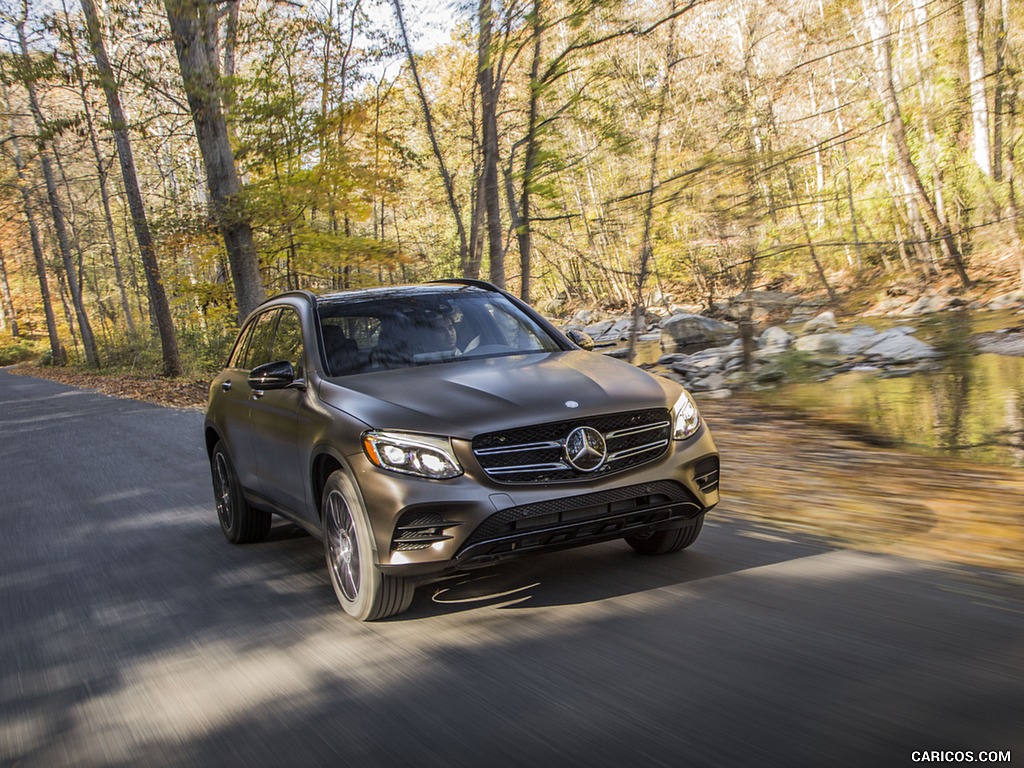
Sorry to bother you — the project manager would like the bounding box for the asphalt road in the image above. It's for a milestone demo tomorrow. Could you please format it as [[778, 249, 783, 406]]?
[[1, 369, 1022, 768]]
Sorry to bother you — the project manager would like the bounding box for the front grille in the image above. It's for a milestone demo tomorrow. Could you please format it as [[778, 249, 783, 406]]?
[[473, 408, 671, 484], [455, 480, 701, 563]]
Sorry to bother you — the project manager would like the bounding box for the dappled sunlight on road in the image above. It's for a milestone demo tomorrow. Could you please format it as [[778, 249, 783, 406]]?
[[5, 525, 1021, 768]]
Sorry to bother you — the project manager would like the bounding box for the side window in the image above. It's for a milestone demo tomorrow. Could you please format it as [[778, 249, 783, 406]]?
[[241, 310, 279, 370], [272, 309, 305, 378], [227, 322, 255, 368], [322, 316, 380, 351], [483, 302, 546, 350]]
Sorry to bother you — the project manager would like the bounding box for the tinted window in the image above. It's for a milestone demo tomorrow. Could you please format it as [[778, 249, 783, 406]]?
[[241, 310, 280, 370], [272, 309, 305, 377], [318, 291, 560, 376], [227, 322, 256, 368]]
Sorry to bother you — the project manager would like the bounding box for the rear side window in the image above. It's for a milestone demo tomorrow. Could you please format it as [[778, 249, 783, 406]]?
[[323, 316, 381, 351]]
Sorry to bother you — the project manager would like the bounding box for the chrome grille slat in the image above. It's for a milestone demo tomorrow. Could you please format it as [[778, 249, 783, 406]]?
[[485, 462, 570, 475], [608, 438, 669, 462], [473, 440, 563, 456], [605, 421, 670, 439]]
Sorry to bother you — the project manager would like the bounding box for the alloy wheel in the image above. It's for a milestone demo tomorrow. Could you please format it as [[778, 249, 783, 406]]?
[[213, 453, 234, 532], [326, 490, 360, 601]]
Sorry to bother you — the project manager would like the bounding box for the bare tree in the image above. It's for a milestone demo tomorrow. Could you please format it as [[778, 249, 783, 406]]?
[[391, 0, 472, 277], [58, 0, 135, 337], [478, 0, 504, 288], [992, 0, 1009, 181], [81, 0, 182, 376], [0, 246, 18, 337], [863, 0, 972, 288], [627, 1, 678, 363], [963, 0, 992, 176], [11, 4, 99, 366], [1, 76, 64, 364]]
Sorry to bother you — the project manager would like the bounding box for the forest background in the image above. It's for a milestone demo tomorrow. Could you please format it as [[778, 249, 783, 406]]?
[[1, 0, 1023, 379]]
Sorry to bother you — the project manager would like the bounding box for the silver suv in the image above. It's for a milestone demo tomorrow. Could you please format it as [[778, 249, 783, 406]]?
[[204, 280, 719, 620]]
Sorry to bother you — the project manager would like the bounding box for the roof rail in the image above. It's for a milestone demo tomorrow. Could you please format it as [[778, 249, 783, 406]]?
[[430, 278, 502, 292], [268, 289, 318, 304]]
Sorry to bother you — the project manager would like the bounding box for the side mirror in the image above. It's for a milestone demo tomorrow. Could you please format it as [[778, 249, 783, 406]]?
[[566, 329, 595, 351], [248, 360, 300, 390]]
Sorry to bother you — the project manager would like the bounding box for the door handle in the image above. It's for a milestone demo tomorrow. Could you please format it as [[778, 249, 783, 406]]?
[[221, 381, 232, 391], [251, 390, 265, 400]]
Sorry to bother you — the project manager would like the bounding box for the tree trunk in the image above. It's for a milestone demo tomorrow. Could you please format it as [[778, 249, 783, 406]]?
[[57, 272, 80, 356], [14, 18, 99, 367], [784, 166, 837, 301], [478, 0, 505, 288], [2, 81, 64, 363], [61, 0, 136, 337], [863, 0, 972, 287], [0, 247, 19, 338], [164, 0, 265, 323], [627, 1, 677, 364], [910, 0, 949, 234], [391, 0, 471, 275], [963, 0, 992, 176], [1004, 83, 1024, 286], [992, 0, 1009, 181], [819, 0, 864, 270], [504, 0, 543, 304], [81, 0, 183, 376]]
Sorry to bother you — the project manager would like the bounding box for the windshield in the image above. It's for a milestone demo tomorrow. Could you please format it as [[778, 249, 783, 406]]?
[[317, 290, 563, 376]]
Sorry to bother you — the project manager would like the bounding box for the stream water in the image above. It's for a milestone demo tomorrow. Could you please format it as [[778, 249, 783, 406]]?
[[752, 310, 1024, 468], [628, 309, 1024, 467]]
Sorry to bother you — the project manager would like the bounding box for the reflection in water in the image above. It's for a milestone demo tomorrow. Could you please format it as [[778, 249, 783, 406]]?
[[629, 309, 1024, 466], [769, 310, 1024, 467], [1006, 390, 1024, 466]]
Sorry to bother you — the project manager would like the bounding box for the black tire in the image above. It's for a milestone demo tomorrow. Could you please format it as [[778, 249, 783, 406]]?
[[322, 470, 414, 621], [211, 441, 272, 544], [625, 514, 704, 555]]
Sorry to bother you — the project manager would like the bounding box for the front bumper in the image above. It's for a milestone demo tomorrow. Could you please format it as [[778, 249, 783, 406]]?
[[353, 424, 719, 577]]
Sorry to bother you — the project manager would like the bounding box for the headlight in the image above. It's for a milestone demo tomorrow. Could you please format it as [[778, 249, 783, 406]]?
[[362, 431, 463, 479], [672, 390, 702, 440]]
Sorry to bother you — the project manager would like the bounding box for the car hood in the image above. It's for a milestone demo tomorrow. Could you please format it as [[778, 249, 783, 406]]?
[[317, 350, 681, 439]]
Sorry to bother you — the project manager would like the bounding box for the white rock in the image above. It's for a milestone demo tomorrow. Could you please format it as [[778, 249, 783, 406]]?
[[802, 310, 837, 333], [660, 314, 738, 353], [864, 334, 938, 363], [758, 326, 794, 350]]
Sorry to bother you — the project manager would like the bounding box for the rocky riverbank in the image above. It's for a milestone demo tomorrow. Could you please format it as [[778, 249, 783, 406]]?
[[561, 285, 1024, 397]]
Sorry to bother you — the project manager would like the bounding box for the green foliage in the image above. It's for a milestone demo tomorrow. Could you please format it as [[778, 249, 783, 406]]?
[[175, 320, 239, 376], [0, 338, 40, 367], [5, 0, 1024, 376]]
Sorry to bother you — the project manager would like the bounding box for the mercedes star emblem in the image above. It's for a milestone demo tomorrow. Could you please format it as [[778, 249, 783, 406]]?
[[564, 426, 607, 472]]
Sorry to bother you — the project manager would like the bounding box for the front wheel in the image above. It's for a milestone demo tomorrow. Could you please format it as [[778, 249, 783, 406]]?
[[322, 471, 414, 621], [210, 441, 271, 544], [625, 513, 704, 555]]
